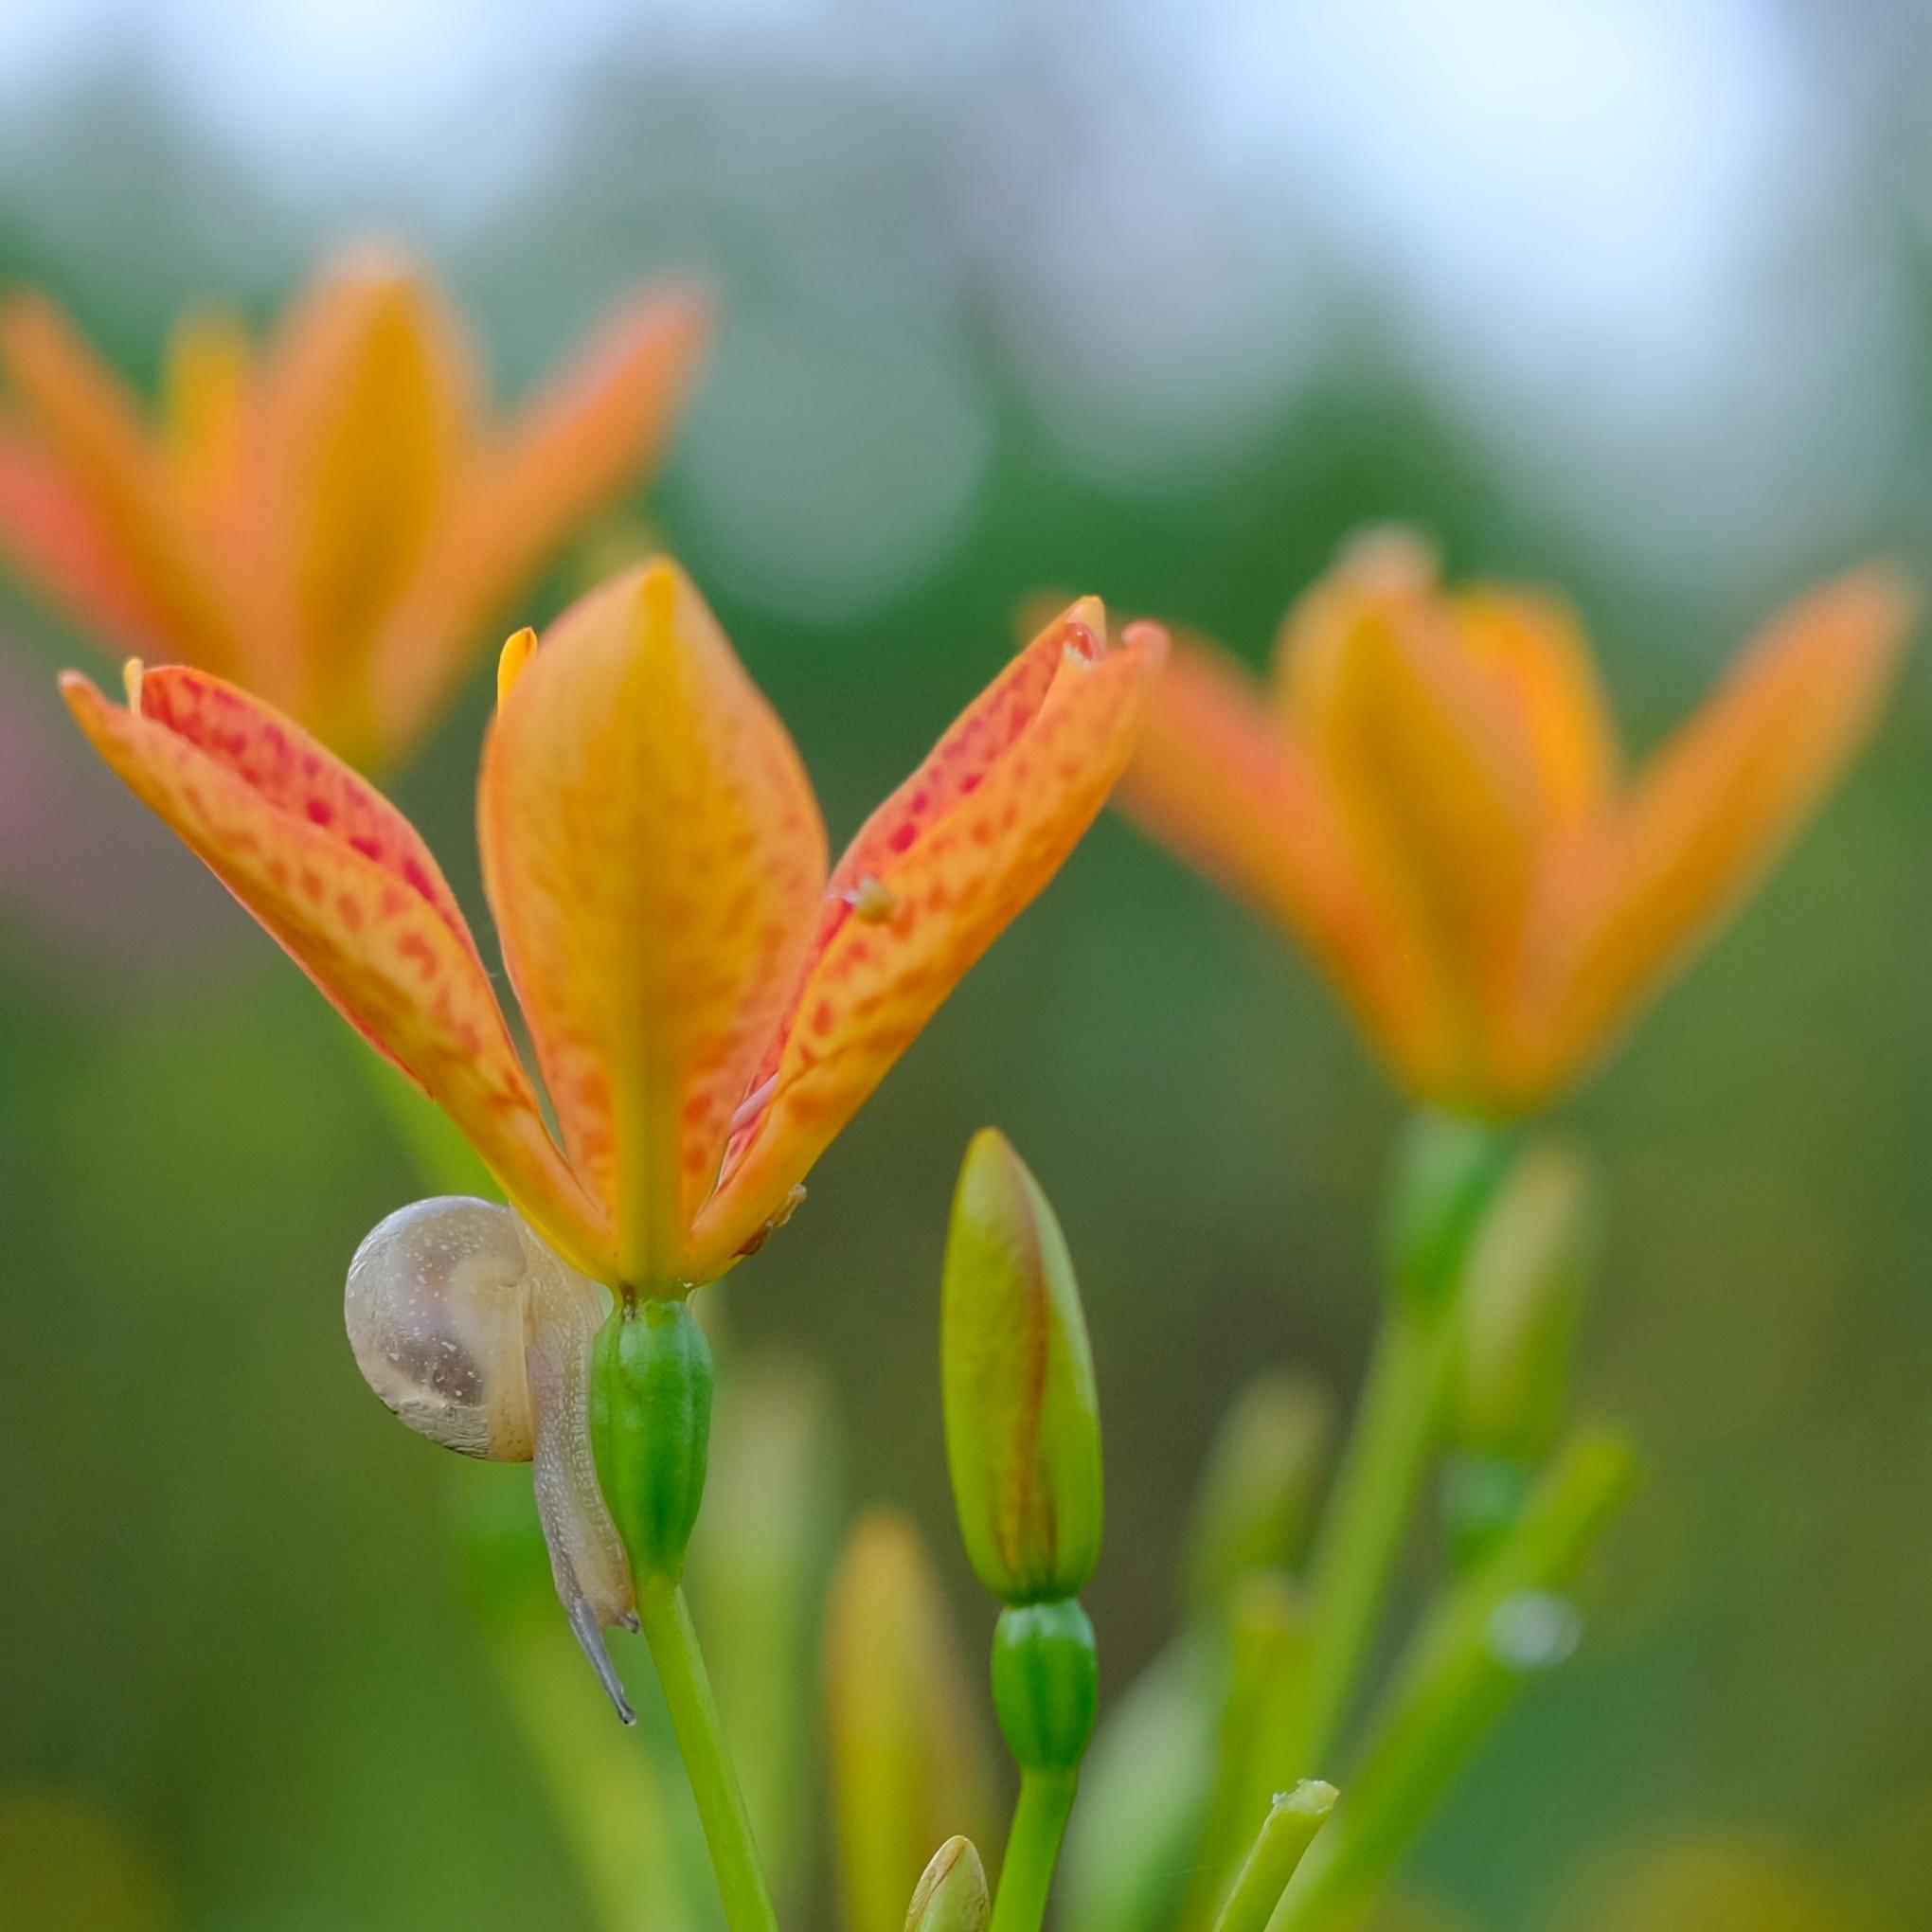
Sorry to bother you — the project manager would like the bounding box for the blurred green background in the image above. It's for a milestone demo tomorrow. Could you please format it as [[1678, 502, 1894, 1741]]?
[[3, 3, 1930, 1927]]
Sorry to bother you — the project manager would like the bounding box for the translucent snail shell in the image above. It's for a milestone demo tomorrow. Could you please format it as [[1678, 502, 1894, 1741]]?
[[346, 1196, 640, 1719]]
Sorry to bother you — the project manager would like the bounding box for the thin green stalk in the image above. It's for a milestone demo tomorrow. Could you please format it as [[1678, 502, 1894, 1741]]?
[[637, 1578, 779, 1932], [1293, 1293, 1462, 1776], [1208, 1783, 1338, 1932], [1269, 1428, 1637, 1931], [488, 1610, 706, 1932], [988, 1769, 1079, 1932]]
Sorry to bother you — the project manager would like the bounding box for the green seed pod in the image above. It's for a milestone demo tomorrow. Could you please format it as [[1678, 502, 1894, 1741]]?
[[591, 1297, 714, 1586], [1384, 1109, 1518, 1311], [1453, 1140, 1596, 1460], [1184, 1370, 1334, 1617], [942, 1130, 1102, 1605], [991, 1600, 1099, 1776], [904, 1837, 990, 1932]]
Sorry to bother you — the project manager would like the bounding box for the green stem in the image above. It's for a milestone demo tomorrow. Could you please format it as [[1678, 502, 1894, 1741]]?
[[637, 1579, 779, 1932], [1294, 1291, 1462, 1777], [988, 1769, 1079, 1932], [1208, 1783, 1338, 1932], [1269, 1428, 1637, 1931]]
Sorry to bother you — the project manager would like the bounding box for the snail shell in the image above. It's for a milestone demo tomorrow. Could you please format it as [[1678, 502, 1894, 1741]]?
[[346, 1196, 639, 1719], [346, 1197, 536, 1458]]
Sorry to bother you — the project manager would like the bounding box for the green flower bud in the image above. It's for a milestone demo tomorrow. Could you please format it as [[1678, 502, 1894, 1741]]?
[[1384, 1109, 1518, 1310], [1184, 1370, 1334, 1616], [991, 1599, 1099, 1776], [1453, 1141, 1595, 1459], [904, 1837, 990, 1932], [591, 1297, 713, 1586], [942, 1130, 1102, 1605]]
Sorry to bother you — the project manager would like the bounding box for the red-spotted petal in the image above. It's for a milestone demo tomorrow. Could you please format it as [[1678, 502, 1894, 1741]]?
[[689, 601, 1165, 1279], [62, 664, 608, 1276]]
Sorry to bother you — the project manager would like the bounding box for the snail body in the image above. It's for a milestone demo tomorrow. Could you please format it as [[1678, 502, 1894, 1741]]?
[[346, 1196, 639, 1719]]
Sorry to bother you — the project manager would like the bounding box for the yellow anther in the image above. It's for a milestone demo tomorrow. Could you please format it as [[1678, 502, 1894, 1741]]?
[[121, 657, 146, 708]]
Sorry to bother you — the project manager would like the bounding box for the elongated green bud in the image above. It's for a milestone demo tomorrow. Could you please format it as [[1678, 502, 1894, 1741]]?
[[905, 1837, 991, 1932], [590, 1297, 713, 1586], [1185, 1371, 1334, 1616], [1384, 1110, 1517, 1311], [827, 1512, 996, 1932], [1454, 1140, 1595, 1459], [942, 1130, 1102, 1604], [991, 1599, 1099, 1776]]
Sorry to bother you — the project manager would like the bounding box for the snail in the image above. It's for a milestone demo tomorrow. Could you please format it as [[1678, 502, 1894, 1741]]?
[[345, 1196, 639, 1720]]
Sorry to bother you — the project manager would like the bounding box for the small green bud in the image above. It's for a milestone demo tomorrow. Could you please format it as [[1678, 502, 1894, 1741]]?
[[590, 1297, 713, 1585], [1384, 1108, 1517, 1310], [942, 1130, 1102, 1605], [904, 1837, 990, 1932], [1184, 1371, 1334, 1616], [1453, 1140, 1595, 1458], [991, 1599, 1099, 1776]]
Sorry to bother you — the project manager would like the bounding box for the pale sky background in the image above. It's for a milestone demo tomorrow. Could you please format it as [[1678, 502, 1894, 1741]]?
[[0, 0, 1908, 615]]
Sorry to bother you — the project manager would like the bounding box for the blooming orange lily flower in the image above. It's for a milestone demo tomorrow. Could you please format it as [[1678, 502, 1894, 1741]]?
[[1120, 530, 1913, 1115], [64, 560, 1167, 1292], [3, 248, 711, 769]]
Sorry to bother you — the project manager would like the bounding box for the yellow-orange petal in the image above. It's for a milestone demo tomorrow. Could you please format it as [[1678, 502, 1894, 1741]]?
[[1525, 565, 1915, 1098], [0, 291, 242, 673], [1290, 546, 1538, 1097], [479, 560, 827, 1292], [253, 252, 478, 758], [162, 308, 252, 522], [1117, 632, 1445, 1094], [61, 665, 608, 1275], [689, 602, 1166, 1280], [364, 281, 714, 765], [1451, 585, 1619, 828]]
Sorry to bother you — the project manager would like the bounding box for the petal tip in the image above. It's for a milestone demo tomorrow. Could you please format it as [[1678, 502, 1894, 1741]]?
[[497, 627, 538, 707], [1335, 524, 1440, 599]]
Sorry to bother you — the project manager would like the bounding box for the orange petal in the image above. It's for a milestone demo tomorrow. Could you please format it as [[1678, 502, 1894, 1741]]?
[[690, 602, 1165, 1280], [1117, 631, 1448, 1094], [254, 251, 479, 759], [365, 281, 714, 766], [1286, 538, 1538, 1098], [0, 291, 241, 672], [1451, 584, 1619, 828], [61, 664, 608, 1276], [478, 560, 827, 1292], [0, 432, 162, 650], [1528, 566, 1915, 1098], [162, 308, 252, 524]]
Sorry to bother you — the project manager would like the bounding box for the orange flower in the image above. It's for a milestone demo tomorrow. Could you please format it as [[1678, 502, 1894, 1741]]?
[[64, 559, 1167, 1291], [3, 247, 711, 769], [1119, 529, 1912, 1115]]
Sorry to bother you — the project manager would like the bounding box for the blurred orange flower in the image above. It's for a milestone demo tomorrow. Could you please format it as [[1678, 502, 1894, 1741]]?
[[0, 248, 711, 768], [1119, 530, 1913, 1115], [64, 560, 1166, 1289]]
